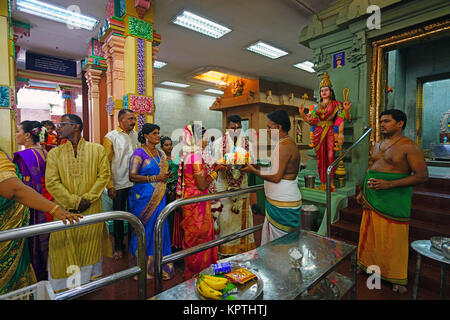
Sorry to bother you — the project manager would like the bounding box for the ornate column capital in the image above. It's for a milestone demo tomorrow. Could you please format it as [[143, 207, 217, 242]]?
[[106, 34, 126, 55], [85, 67, 104, 90]]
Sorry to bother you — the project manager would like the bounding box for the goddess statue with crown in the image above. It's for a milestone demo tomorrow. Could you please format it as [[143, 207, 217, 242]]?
[[299, 72, 351, 191]]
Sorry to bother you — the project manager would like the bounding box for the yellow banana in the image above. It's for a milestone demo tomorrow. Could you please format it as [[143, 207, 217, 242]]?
[[202, 275, 228, 290], [197, 278, 223, 300]]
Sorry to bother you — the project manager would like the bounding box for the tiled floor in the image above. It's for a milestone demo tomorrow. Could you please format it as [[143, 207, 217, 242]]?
[[77, 213, 443, 300]]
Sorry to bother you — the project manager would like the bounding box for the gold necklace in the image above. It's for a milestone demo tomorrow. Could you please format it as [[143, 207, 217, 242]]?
[[143, 145, 161, 167], [318, 101, 330, 115], [379, 136, 403, 153]]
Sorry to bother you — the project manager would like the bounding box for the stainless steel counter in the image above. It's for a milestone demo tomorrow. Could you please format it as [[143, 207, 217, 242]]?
[[151, 230, 357, 300]]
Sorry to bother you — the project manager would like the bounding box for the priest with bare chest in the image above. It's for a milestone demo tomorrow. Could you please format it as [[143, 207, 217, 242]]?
[[356, 109, 428, 293]]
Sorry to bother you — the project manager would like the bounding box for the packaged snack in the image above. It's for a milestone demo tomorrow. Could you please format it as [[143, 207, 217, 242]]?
[[224, 268, 257, 284], [212, 262, 232, 275]]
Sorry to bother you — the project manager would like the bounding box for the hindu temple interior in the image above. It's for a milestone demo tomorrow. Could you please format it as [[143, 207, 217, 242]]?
[[0, 0, 449, 303]]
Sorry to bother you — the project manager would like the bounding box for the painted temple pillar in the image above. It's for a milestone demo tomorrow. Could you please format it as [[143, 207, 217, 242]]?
[[0, 0, 17, 155], [102, 34, 125, 132], [96, 0, 157, 134], [61, 88, 78, 114], [81, 37, 107, 142], [85, 66, 103, 143]]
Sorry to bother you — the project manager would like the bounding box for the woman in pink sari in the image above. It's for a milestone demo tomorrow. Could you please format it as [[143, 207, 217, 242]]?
[[175, 124, 226, 279]]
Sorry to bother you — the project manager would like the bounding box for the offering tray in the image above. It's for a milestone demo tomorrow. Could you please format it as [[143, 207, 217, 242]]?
[[196, 262, 263, 300]]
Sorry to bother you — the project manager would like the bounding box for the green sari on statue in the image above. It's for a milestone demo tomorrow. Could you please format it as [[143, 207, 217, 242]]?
[[0, 150, 37, 295]]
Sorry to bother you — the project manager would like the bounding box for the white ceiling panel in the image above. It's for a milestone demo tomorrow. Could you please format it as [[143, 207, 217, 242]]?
[[12, 0, 340, 94]]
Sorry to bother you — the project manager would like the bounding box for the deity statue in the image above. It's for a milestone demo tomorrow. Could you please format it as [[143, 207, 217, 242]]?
[[232, 78, 244, 96], [299, 72, 351, 191]]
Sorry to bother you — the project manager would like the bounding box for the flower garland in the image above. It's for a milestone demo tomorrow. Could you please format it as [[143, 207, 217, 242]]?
[[202, 144, 223, 234], [222, 134, 250, 215], [222, 134, 249, 188], [30, 126, 47, 143]]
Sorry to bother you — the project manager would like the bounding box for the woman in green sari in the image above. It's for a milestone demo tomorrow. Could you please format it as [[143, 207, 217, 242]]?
[[160, 137, 179, 203], [160, 136, 180, 251], [0, 149, 81, 295]]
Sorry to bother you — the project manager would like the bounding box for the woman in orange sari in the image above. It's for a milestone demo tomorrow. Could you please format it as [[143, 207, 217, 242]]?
[[175, 124, 226, 279]]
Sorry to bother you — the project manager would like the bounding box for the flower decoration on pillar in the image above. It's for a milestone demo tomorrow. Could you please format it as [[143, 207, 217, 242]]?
[[123, 94, 129, 109], [136, 38, 146, 95], [0, 86, 10, 108], [106, 96, 115, 116], [88, 38, 104, 58], [130, 95, 153, 113], [10, 86, 15, 108], [137, 113, 146, 132], [99, 16, 125, 42], [127, 16, 153, 41], [61, 90, 71, 100], [135, 0, 152, 19], [152, 31, 161, 47]]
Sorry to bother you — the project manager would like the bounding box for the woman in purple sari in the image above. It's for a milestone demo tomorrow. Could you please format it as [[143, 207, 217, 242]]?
[[128, 123, 174, 280], [13, 120, 50, 281]]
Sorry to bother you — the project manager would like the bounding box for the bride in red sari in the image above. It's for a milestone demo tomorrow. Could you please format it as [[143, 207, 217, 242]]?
[[174, 124, 227, 279]]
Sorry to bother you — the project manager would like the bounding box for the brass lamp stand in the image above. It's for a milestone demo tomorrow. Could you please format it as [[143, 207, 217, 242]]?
[[335, 144, 346, 188]]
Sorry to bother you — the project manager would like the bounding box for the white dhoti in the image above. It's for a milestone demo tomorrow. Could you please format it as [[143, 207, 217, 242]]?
[[261, 179, 302, 246]]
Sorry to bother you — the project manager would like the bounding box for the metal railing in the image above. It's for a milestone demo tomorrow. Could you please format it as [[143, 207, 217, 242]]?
[[154, 184, 264, 294], [326, 127, 372, 237], [0, 211, 147, 300]]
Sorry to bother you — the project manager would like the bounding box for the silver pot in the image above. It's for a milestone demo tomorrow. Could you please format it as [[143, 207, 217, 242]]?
[[430, 236, 450, 251], [304, 175, 316, 188], [300, 205, 321, 231], [442, 242, 450, 260]]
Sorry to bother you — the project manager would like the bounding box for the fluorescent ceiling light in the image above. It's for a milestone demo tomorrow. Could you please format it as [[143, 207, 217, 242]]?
[[172, 10, 231, 39], [16, 0, 99, 31], [204, 89, 224, 95], [160, 81, 190, 88], [294, 61, 315, 73], [153, 60, 167, 69], [246, 41, 289, 59]]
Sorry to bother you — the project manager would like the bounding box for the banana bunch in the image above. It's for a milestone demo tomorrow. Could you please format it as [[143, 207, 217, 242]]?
[[196, 274, 228, 300], [201, 274, 228, 290]]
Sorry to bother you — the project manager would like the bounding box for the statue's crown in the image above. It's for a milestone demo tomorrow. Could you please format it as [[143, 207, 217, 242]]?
[[320, 72, 332, 88]]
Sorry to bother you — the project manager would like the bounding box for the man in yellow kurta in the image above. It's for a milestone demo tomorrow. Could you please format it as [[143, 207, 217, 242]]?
[[45, 114, 112, 292]]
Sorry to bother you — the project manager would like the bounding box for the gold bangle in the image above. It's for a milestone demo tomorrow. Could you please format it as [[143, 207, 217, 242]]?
[[209, 171, 218, 180], [147, 176, 150, 183], [49, 204, 60, 216]]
